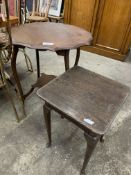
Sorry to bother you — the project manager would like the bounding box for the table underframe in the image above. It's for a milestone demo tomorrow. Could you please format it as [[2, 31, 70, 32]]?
[[11, 46, 80, 104], [43, 102, 102, 175]]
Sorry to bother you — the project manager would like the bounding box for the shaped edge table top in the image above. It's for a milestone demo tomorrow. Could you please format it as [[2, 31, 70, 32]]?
[[11, 22, 92, 51]]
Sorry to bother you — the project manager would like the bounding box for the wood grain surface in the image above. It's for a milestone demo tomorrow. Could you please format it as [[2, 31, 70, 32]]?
[[11, 22, 92, 51]]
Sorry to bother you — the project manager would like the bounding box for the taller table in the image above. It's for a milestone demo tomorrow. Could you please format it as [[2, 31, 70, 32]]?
[[11, 22, 92, 103]]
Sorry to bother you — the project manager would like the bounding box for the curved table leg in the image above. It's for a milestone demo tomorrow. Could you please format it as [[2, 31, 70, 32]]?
[[11, 46, 25, 103], [4, 76, 20, 122], [80, 132, 100, 175], [22, 49, 40, 99], [74, 47, 80, 66]]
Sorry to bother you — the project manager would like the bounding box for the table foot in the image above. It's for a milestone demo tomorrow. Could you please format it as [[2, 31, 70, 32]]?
[[11, 46, 25, 103], [46, 142, 51, 148], [80, 171, 86, 175], [43, 103, 52, 147], [61, 115, 64, 119], [80, 132, 100, 174]]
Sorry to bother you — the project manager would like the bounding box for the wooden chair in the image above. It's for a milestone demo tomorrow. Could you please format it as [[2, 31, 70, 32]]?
[[0, 0, 20, 122], [26, 0, 51, 22], [0, 0, 33, 72], [0, 16, 19, 27], [48, 3, 64, 23]]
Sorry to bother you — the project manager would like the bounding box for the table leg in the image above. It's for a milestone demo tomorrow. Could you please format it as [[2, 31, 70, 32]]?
[[11, 46, 24, 103], [36, 49, 40, 78], [64, 50, 70, 71], [0, 58, 20, 122], [43, 103, 52, 147], [80, 132, 100, 175], [56, 50, 70, 71], [74, 47, 80, 66], [22, 49, 40, 99]]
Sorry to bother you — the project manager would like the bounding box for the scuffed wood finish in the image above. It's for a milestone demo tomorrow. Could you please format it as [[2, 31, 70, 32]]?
[[11, 22, 92, 103], [37, 66, 130, 174], [11, 22, 92, 51], [37, 66, 130, 135], [24, 73, 56, 99], [64, 0, 131, 60]]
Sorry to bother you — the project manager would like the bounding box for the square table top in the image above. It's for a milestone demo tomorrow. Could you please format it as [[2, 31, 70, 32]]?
[[37, 66, 130, 135]]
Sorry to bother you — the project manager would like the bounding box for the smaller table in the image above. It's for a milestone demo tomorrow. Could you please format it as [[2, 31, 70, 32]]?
[[37, 66, 130, 175]]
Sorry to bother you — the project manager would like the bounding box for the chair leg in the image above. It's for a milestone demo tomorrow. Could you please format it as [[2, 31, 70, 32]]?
[[80, 132, 100, 175], [20, 48, 33, 72], [43, 103, 52, 147]]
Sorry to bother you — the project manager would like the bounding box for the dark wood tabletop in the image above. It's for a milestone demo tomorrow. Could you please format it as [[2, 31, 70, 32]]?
[[37, 66, 130, 135], [10, 22, 93, 105], [11, 22, 92, 51]]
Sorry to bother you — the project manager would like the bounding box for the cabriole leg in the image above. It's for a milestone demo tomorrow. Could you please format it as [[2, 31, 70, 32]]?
[[80, 132, 100, 175], [43, 103, 52, 147]]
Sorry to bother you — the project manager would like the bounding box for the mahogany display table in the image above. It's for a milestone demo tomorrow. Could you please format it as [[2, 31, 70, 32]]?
[[11, 22, 92, 103]]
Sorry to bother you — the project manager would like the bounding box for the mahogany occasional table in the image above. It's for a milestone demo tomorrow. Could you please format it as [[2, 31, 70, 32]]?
[[37, 66, 130, 175], [11, 22, 92, 104]]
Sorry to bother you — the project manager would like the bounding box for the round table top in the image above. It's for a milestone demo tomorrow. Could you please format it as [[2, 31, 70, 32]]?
[[11, 22, 92, 51]]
